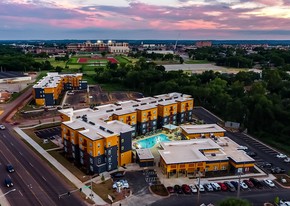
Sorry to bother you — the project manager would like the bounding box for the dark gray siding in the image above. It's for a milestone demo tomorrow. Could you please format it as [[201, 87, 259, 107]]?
[[34, 88, 44, 98], [119, 131, 132, 153], [44, 93, 54, 106], [106, 146, 118, 171]]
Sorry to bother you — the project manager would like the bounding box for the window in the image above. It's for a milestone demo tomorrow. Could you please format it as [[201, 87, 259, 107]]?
[[72, 145, 75, 151], [90, 143, 92, 147], [71, 133, 74, 137], [98, 151, 100, 156], [132, 132, 135, 137], [63, 128, 66, 132], [98, 158, 101, 164], [214, 166, 218, 171], [121, 139, 124, 143], [173, 116, 176, 120], [64, 141, 67, 146], [79, 137, 83, 142], [153, 121, 156, 125], [90, 165, 93, 172], [98, 143, 100, 148], [221, 166, 227, 170], [108, 164, 112, 170], [72, 153, 75, 158], [80, 151, 83, 157], [181, 113, 184, 117], [89, 151, 92, 156], [64, 147, 67, 152], [108, 142, 111, 147], [80, 159, 84, 164], [108, 157, 111, 162], [108, 150, 111, 155], [142, 124, 146, 128], [132, 115, 135, 119], [90, 158, 93, 164], [121, 146, 124, 151]]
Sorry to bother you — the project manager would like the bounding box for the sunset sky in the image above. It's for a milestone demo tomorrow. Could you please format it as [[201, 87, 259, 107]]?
[[0, 0, 290, 40]]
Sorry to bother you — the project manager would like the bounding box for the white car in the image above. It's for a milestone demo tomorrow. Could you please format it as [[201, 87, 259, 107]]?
[[0, 125, 5, 130], [195, 184, 205, 192], [276, 153, 287, 159], [240, 181, 248, 189], [237, 145, 248, 150], [112, 179, 129, 189], [280, 200, 290, 206], [284, 158, 290, 163], [263, 179, 275, 187], [189, 184, 197, 193]]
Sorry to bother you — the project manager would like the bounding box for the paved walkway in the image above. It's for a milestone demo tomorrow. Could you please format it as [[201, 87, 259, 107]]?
[[14, 127, 108, 206]]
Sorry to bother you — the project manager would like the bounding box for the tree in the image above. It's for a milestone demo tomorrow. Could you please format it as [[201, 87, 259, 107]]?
[[218, 197, 251, 206]]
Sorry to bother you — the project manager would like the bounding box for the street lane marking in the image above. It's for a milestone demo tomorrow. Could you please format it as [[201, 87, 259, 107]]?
[[42, 176, 47, 181], [19, 190, 23, 196], [10, 142, 14, 146], [19, 151, 23, 156], [29, 162, 34, 167]]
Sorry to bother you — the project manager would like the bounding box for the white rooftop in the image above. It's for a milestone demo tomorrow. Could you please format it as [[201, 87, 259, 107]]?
[[33, 72, 83, 89], [181, 124, 226, 135], [159, 137, 255, 165], [136, 149, 154, 160]]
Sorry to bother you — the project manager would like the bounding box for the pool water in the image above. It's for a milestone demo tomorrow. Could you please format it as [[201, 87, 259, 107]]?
[[136, 134, 171, 149]]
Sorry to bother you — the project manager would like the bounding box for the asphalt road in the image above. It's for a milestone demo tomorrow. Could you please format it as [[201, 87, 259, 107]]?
[[0, 128, 85, 206]]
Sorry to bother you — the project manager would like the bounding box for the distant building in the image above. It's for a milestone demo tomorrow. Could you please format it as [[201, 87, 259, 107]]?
[[146, 50, 174, 55], [0, 71, 31, 83], [67, 40, 130, 54], [0, 91, 11, 102], [195, 41, 212, 48], [33, 72, 87, 106]]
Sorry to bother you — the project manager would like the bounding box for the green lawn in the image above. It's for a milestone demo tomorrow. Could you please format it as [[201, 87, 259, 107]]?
[[114, 56, 130, 64], [184, 60, 210, 64]]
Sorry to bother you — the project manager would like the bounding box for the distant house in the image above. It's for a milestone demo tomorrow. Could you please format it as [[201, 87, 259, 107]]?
[[0, 91, 11, 102]]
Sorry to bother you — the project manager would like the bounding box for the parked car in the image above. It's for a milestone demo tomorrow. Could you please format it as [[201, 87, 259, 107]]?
[[5, 177, 13, 187], [211, 182, 221, 191], [189, 184, 198, 193], [218, 182, 228, 191], [167, 186, 175, 193], [280, 200, 290, 206], [195, 184, 205, 192], [240, 181, 248, 190], [112, 179, 129, 189], [276, 153, 287, 159], [111, 171, 125, 178], [182, 184, 191, 194], [237, 145, 248, 150], [263, 179, 275, 188], [249, 178, 263, 189], [260, 162, 272, 168], [6, 164, 15, 173], [243, 180, 254, 188], [224, 181, 236, 192], [0, 124, 5, 130], [271, 167, 286, 174], [203, 183, 214, 192], [230, 181, 239, 189], [284, 158, 290, 163], [174, 185, 183, 194], [246, 151, 257, 157]]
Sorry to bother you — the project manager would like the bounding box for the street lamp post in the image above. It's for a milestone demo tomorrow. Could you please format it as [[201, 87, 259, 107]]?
[[83, 175, 93, 199], [0, 188, 16, 198]]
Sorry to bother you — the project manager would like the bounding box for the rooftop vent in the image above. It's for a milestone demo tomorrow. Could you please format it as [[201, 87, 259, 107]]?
[[89, 121, 95, 125]]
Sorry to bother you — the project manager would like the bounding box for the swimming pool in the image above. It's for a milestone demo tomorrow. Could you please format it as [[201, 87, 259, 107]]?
[[136, 134, 171, 149]]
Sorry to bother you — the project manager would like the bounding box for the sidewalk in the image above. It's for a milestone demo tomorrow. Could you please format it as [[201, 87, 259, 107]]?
[[14, 127, 108, 206]]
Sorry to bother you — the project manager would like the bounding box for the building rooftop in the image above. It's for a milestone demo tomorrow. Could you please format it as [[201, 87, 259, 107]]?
[[180, 124, 226, 135], [33, 72, 83, 89], [159, 137, 254, 165], [136, 149, 154, 160]]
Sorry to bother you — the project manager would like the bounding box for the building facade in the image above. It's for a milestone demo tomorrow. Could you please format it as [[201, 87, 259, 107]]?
[[33, 72, 87, 106], [59, 92, 194, 174]]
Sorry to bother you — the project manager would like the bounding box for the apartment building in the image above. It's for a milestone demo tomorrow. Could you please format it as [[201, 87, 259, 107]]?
[[59, 92, 194, 174], [159, 137, 255, 178], [33, 72, 87, 106]]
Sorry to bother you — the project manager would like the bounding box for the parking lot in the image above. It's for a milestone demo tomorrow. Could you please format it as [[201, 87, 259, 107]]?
[[34, 127, 61, 140]]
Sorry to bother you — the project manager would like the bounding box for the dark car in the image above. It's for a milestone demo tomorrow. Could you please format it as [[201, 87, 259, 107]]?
[[167, 186, 175, 193], [246, 151, 257, 157], [110, 171, 124, 178], [230, 181, 239, 189], [224, 181, 236, 192], [271, 167, 286, 174], [6, 164, 15, 173], [243, 179, 254, 188], [174, 185, 183, 194], [5, 177, 13, 187], [249, 178, 263, 189], [181, 184, 191, 194], [260, 162, 272, 168]]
